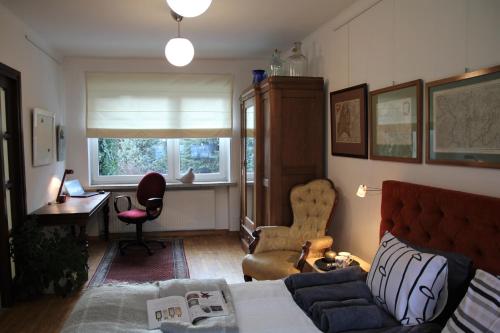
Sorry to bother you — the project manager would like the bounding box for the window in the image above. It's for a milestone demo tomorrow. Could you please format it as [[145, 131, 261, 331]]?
[[90, 138, 229, 184], [86, 72, 233, 185]]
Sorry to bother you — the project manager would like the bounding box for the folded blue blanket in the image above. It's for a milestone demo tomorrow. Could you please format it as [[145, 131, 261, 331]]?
[[340, 323, 443, 333], [309, 298, 370, 323], [320, 304, 384, 333], [285, 265, 443, 333], [285, 266, 365, 293], [293, 280, 373, 311]]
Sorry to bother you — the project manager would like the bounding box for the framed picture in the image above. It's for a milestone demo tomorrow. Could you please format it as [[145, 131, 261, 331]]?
[[369, 80, 423, 163], [427, 65, 500, 169], [330, 83, 368, 158], [56, 125, 66, 161], [32, 108, 55, 166]]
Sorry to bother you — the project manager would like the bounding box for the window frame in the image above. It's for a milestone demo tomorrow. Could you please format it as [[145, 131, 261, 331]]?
[[89, 138, 230, 185]]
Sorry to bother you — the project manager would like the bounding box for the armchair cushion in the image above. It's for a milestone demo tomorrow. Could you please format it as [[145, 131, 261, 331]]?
[[253, 226, 301, 254], [242, 251, 301, 281], [289, 179, 336, 242]]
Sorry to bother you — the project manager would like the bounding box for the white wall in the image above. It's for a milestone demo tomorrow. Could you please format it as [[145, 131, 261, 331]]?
[[63, 57, 267, 232], [301, 0, 500, 261], [0, 4, 65, 213]]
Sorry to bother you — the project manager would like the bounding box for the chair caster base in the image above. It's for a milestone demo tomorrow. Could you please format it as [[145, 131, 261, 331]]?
[[118, 239, 163, 256]]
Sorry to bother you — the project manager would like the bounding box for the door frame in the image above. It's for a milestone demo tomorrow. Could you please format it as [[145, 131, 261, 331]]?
[[0, 63, 27, 307]]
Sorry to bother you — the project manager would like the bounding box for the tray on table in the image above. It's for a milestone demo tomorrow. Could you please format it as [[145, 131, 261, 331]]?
[[314, 258, 360, 272]]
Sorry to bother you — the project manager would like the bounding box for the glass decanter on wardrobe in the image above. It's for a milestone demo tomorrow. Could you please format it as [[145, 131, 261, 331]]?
[[287, 42, 307, 77]]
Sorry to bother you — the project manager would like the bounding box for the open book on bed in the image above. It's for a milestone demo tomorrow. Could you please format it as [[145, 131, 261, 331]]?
[[146, 290, 229, 329]]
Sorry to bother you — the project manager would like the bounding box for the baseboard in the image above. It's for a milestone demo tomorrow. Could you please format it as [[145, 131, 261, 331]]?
[[87, 230, 239, 241]]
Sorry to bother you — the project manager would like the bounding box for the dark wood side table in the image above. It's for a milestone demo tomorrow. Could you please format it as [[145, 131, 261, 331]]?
[[303, 255, 371, 273], [31, 192, 111, 248]]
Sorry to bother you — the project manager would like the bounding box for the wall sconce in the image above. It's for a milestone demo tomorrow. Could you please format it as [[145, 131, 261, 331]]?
[[55, 169, 74, 203], [356, 184, 381, 198]]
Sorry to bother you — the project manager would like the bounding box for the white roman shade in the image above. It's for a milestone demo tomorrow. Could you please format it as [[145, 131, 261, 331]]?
[[86, 72, 233, 138]]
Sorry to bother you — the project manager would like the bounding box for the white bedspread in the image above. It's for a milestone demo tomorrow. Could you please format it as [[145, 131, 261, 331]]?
[[231, 280, 321, 333], [61, 280, 320, 333]]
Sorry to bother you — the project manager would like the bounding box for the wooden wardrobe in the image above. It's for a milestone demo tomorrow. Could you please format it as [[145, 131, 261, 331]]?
[[240, 76, 325, 251]]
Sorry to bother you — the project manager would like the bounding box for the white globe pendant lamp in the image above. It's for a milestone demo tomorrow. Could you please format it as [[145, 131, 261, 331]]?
[[165, 11, 194, 67], [165, 38, 194, 67], [166, 0, 212, 18]]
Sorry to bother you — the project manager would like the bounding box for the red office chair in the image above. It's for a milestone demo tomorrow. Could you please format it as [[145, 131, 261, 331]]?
[[114, 172, 166, 255]]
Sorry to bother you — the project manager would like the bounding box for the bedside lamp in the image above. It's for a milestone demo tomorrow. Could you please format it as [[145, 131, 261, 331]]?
[[356, 184, 381, 198], [56, 169, 74, 203]]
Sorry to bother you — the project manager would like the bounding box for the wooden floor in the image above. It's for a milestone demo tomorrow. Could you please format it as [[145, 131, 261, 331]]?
[[0, 233, 245, 333]]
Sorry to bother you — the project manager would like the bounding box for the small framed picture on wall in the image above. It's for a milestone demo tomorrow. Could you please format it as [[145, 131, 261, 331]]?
[[369, 79, 423, 163], [330, 83, 368, 159], [32, 108, 55, 166]]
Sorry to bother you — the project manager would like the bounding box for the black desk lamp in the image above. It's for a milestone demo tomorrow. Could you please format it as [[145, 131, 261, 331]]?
[[56, 169, 74, 203]]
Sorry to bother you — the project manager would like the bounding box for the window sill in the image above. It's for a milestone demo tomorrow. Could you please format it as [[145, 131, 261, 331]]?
[[87, 181, 237, 192]]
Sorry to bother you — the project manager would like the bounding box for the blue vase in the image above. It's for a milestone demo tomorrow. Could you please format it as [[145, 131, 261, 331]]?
[[252, 69, 267, 84]]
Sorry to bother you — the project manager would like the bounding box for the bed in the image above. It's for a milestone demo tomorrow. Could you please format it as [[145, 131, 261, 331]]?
[[62, 180, 500, 333]]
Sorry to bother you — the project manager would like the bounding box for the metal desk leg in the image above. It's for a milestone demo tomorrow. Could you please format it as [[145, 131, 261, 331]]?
[[103, 201, 109, 241]]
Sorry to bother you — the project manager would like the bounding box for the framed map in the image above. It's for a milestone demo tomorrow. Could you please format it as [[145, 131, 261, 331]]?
[[330, 83, 368, 158], [427, 65, 500, 169], [370, 80, 422, 163]]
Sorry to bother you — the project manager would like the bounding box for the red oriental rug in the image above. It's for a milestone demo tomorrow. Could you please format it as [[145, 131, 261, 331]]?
[[88, 239, 189, 287]]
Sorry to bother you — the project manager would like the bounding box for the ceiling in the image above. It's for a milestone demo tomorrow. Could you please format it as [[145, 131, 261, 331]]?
[[1, 0, 355, 59]]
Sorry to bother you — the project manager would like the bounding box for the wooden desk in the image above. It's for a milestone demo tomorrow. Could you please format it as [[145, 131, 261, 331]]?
[[31, 192, 111, 243]]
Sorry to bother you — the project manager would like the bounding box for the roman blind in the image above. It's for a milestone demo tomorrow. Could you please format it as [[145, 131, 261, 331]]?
[[86, 72, 233, 138]]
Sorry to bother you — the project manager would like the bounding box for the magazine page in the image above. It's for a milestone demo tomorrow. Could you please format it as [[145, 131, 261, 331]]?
[[146, 296, 190, 329], [184, 290, 229, 323]]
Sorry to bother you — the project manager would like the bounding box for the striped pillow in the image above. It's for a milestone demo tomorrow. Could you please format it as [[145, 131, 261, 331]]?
[[443, 269, 500, 333], [366, 232, 448, 326]]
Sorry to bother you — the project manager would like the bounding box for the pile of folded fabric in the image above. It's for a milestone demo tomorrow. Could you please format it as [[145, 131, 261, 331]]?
[[284, 266, 441, 333]]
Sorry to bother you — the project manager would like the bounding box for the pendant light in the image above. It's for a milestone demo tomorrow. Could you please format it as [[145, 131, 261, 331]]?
[[165, 11, 194, 67], [166, 0, 212, 18]]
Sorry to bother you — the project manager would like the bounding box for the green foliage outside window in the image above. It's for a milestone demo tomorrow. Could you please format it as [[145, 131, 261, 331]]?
[[245, 137, 255, 173], [179, 138, 220, 174], [98, 138, 221, 177], [98, 138, 168, 176]]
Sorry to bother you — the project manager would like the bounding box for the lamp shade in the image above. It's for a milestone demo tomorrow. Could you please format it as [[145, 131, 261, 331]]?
[[167, 0, 212, 17], [356, 184, 367, 198], [165, 38, 194, 67]]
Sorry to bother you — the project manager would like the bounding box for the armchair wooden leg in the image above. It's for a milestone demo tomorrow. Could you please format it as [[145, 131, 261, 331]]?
[[296, 241, 312, 272], [243, 275, 253, 282]]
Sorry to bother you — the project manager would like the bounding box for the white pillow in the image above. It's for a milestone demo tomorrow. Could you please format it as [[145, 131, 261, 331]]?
[[442, 269, 500, 333], [366, 232, 448, 326]]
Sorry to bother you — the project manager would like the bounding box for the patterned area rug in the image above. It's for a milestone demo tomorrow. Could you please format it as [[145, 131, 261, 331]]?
[[88, 239, 189, 287]]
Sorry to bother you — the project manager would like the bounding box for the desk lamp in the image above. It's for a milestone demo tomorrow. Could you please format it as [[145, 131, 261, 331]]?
[[56, 169, 74, 203]]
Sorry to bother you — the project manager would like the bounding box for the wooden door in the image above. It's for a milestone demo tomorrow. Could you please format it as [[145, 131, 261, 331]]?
[[0, 63, 26, 307]]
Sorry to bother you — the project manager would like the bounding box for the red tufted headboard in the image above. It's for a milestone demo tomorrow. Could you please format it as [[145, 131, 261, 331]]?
[[380, 180, 500, 275]]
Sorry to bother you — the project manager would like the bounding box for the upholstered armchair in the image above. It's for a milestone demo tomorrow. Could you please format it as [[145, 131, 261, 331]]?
[[242, 179, 338, 281]]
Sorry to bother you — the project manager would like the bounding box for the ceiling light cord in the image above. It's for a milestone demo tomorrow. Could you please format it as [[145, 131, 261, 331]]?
[[171, 10, 183, 38]]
